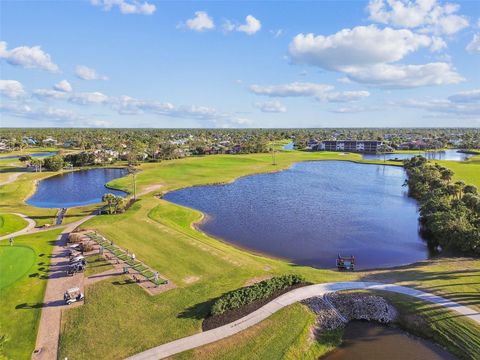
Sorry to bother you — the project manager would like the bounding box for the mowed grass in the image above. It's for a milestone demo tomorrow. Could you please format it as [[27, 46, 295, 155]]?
[[437, 158, 480, 188], [0, 213, 28, 236], [0, 229, 62, 360], [173, 303, 341, 360]]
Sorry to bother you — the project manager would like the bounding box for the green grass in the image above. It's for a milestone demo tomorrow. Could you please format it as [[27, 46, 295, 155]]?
[[437, 158, 480, 188], [173, 303, 341, 360], [0, 229, 62, 360], [0, 213, 28, 236], [0, 246, 36, 289], [84, 253, 113, 277]]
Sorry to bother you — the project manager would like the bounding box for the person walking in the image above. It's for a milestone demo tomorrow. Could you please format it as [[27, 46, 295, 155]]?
[[9, 237, 13, 246]]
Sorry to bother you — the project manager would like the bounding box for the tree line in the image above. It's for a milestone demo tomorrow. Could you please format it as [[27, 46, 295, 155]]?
[[404, 156, 479, 256]]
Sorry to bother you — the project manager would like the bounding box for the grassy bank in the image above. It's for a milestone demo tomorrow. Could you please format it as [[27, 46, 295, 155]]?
[[0, 229, 62, 360]]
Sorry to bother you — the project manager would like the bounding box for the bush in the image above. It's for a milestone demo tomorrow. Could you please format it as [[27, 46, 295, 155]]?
[[68, 233, 84, 243], [210, 274, 304, 316], [43, 155, 64, 171]]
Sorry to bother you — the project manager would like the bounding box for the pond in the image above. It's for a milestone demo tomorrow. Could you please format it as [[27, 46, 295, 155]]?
[[164, 161, 428, 269], [26, 168, 128, 208], [0, 152, 57, 160], [283, 142, 294, 150], [322, 321, 456, 360], [362, 149, 473, 162]]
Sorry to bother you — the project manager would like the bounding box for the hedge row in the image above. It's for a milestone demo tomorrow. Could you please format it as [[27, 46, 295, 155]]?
[[211, 274, 304, 316]]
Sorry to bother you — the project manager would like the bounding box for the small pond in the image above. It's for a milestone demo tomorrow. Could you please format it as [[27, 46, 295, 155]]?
[[0, 152, 57, 160], [283, 142, 294, 150], [26, 168, 128, 208], [164, 161, 428, 269], [362, 149, 473, 162], [322, 321, 456, 360]]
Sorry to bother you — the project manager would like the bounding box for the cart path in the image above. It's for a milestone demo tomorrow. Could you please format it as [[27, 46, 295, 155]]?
[[32, 215, 95, 360], [0, 212, 36, 241], [127, 281, 480, 360], [0, 172, 23, 186]]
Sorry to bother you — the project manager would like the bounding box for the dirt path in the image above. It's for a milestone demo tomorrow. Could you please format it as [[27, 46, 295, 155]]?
[[127, 282, 480, 360], [32, 215, 95, 360]]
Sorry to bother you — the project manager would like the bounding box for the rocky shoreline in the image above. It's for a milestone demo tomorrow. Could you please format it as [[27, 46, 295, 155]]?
[[302, 293, 398, 333]]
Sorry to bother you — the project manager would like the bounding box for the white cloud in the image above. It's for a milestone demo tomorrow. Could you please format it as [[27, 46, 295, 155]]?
[[395, 89, 480, 118], [0, 80, 26, 98], [345, 62, 464, 88], [330, 105, 381, 113], [53, 80, 73, 92], [448, 89, 480, 103], [288, 25, 463, 88], [367, 0, 469, 35], [224, 15, 261, 35], [91, 0, 156, 15], [33, 89, 69, 100], [250, 82, 334, 97], [75, 65, 108, 80], [321, 91, 371, 102], [249, 82, 370, 102], [466, 33, 480, 54], [0, 102, 82, 123], [69, 91, 110, 105], [0, 41, 59, 72], [183, 11, 215, 32], [237, 15, 261, 35], [289, 26, 433, 71], [254, 100, 287, 113]]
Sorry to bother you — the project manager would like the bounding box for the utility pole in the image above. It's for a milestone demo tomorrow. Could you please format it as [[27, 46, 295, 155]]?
[[129, 166, 138, 201]]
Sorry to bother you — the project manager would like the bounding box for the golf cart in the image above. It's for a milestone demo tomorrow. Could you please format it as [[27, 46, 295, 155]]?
[[69, 255, 85, 264], [336, 254, 355, 271], [66, 263, 86, 276], [64, 287, 84, 305]]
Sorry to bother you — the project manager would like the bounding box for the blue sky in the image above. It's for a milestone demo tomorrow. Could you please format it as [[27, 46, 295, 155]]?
[[1, 0, 479, 128]]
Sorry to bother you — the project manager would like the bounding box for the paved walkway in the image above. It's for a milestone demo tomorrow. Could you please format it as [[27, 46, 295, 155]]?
[[0, 212, 36, 241], [127, 281, 480, 360], [32, 215, 95, 360]]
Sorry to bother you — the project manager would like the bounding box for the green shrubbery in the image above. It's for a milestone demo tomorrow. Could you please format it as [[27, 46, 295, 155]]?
[[211, 274, 304, 316], [404, 156, 480, 255]]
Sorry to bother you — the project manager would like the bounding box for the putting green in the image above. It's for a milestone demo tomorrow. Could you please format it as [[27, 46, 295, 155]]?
[[0, 245, 36, 289]]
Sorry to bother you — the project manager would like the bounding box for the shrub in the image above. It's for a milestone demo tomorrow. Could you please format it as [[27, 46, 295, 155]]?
[[210, 274, 304, 316]]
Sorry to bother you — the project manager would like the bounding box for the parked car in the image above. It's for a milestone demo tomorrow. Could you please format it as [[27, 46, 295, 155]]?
[[64, 287, 84, 305]]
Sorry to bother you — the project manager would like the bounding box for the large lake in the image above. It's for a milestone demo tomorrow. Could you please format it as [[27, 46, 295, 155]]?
[[363, 149, 472, 161], [164, 161, 428, 269], [26, 168, 128, 208]]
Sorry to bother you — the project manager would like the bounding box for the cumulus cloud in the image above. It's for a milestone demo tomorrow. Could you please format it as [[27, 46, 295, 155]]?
[[182, 11, 215, 32], [254, 100, 287, 113], [0, 80, 26, 98], [33, 89, 69, 100], [0, 41, 59, 72], [466, 33, 480, 53], [289, 26, 434, 71], [224, 15, 261, 35], [367, 0, 469, 35], [345, 62, 464, 88], [53, 80, 73, 92], [288, 25, 463, 88], [90, 0, 156, 15], [249, 82, 370, 102], [75, 65, 108, 80]]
